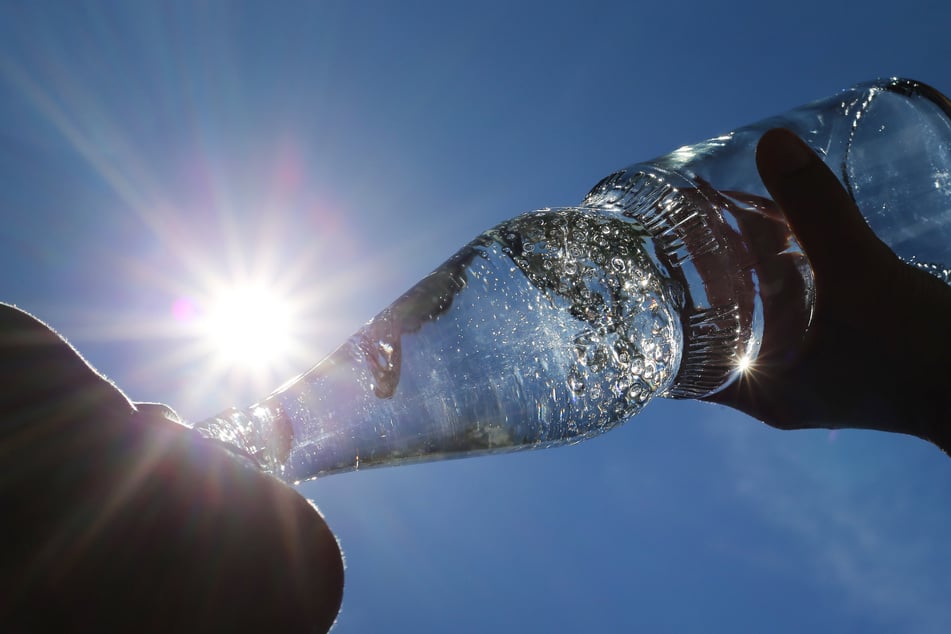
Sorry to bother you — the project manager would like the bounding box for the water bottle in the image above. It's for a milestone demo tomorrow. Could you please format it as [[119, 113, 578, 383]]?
[[192, 78, 951, 483]]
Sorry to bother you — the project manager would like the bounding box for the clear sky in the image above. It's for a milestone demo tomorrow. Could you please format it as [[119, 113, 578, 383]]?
[[2, 2, 950, 632]]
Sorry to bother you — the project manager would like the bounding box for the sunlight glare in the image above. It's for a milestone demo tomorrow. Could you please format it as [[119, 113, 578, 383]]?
[[202, 285, 295, 371]]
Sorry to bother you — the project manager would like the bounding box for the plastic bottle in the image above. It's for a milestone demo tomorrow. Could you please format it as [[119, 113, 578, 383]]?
[[192, 78, 951, 483]]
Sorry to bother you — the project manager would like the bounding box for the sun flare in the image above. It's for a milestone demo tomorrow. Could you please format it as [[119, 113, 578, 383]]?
[[201, 284, 296, 372]]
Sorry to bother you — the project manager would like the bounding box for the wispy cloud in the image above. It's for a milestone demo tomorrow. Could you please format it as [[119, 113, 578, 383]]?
[[707, 418, 951, 633]]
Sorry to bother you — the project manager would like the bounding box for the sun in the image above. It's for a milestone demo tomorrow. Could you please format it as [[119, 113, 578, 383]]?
[[159, 263, 329, 419], [200, 283, 296, 373]]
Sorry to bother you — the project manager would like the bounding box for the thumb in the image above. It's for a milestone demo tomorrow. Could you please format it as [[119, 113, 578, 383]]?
[[755, 128, 891, 277], [0, 303, 135, 435]]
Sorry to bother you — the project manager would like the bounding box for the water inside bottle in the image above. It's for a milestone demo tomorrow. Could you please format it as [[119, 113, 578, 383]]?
[[197, 207, 685, 481]]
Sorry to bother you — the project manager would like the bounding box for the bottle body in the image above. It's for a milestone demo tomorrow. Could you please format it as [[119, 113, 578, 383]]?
[[196, 207, 685, 481]]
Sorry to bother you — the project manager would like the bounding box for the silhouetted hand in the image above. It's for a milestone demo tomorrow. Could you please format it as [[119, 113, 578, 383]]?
[[704, 129, 951, 455], [0, 304, 344, 632]]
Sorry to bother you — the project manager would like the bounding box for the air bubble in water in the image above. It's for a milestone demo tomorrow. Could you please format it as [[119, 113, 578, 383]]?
[[567, 371, 586, 393]]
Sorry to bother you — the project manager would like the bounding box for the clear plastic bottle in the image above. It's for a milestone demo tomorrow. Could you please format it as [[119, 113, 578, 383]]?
[[192, 78, 951, 483]]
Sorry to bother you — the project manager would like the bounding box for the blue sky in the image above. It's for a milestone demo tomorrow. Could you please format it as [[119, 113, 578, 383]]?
[[2, 2, 950, 632]]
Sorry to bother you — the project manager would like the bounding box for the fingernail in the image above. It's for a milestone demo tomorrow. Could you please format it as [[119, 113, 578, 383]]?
[[769, 129, 814, 175]]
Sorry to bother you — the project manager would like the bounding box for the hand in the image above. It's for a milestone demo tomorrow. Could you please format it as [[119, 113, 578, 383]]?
[[0, 304, 344, 631], [703, 129, 951, 455]]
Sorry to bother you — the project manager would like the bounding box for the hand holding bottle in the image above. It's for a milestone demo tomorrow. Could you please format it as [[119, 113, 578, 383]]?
[[703, 129, 951, 455]]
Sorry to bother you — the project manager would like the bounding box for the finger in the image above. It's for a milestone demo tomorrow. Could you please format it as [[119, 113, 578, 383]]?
[[755, 128, 887, 273], [4, 411, 345, 632], [0, 304, 345, 631], [0, 303, 135, 434], [125, 405, 345, 631]]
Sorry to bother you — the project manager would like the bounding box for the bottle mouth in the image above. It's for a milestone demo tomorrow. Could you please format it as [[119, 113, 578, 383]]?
[[584, 166, 762, 398]]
